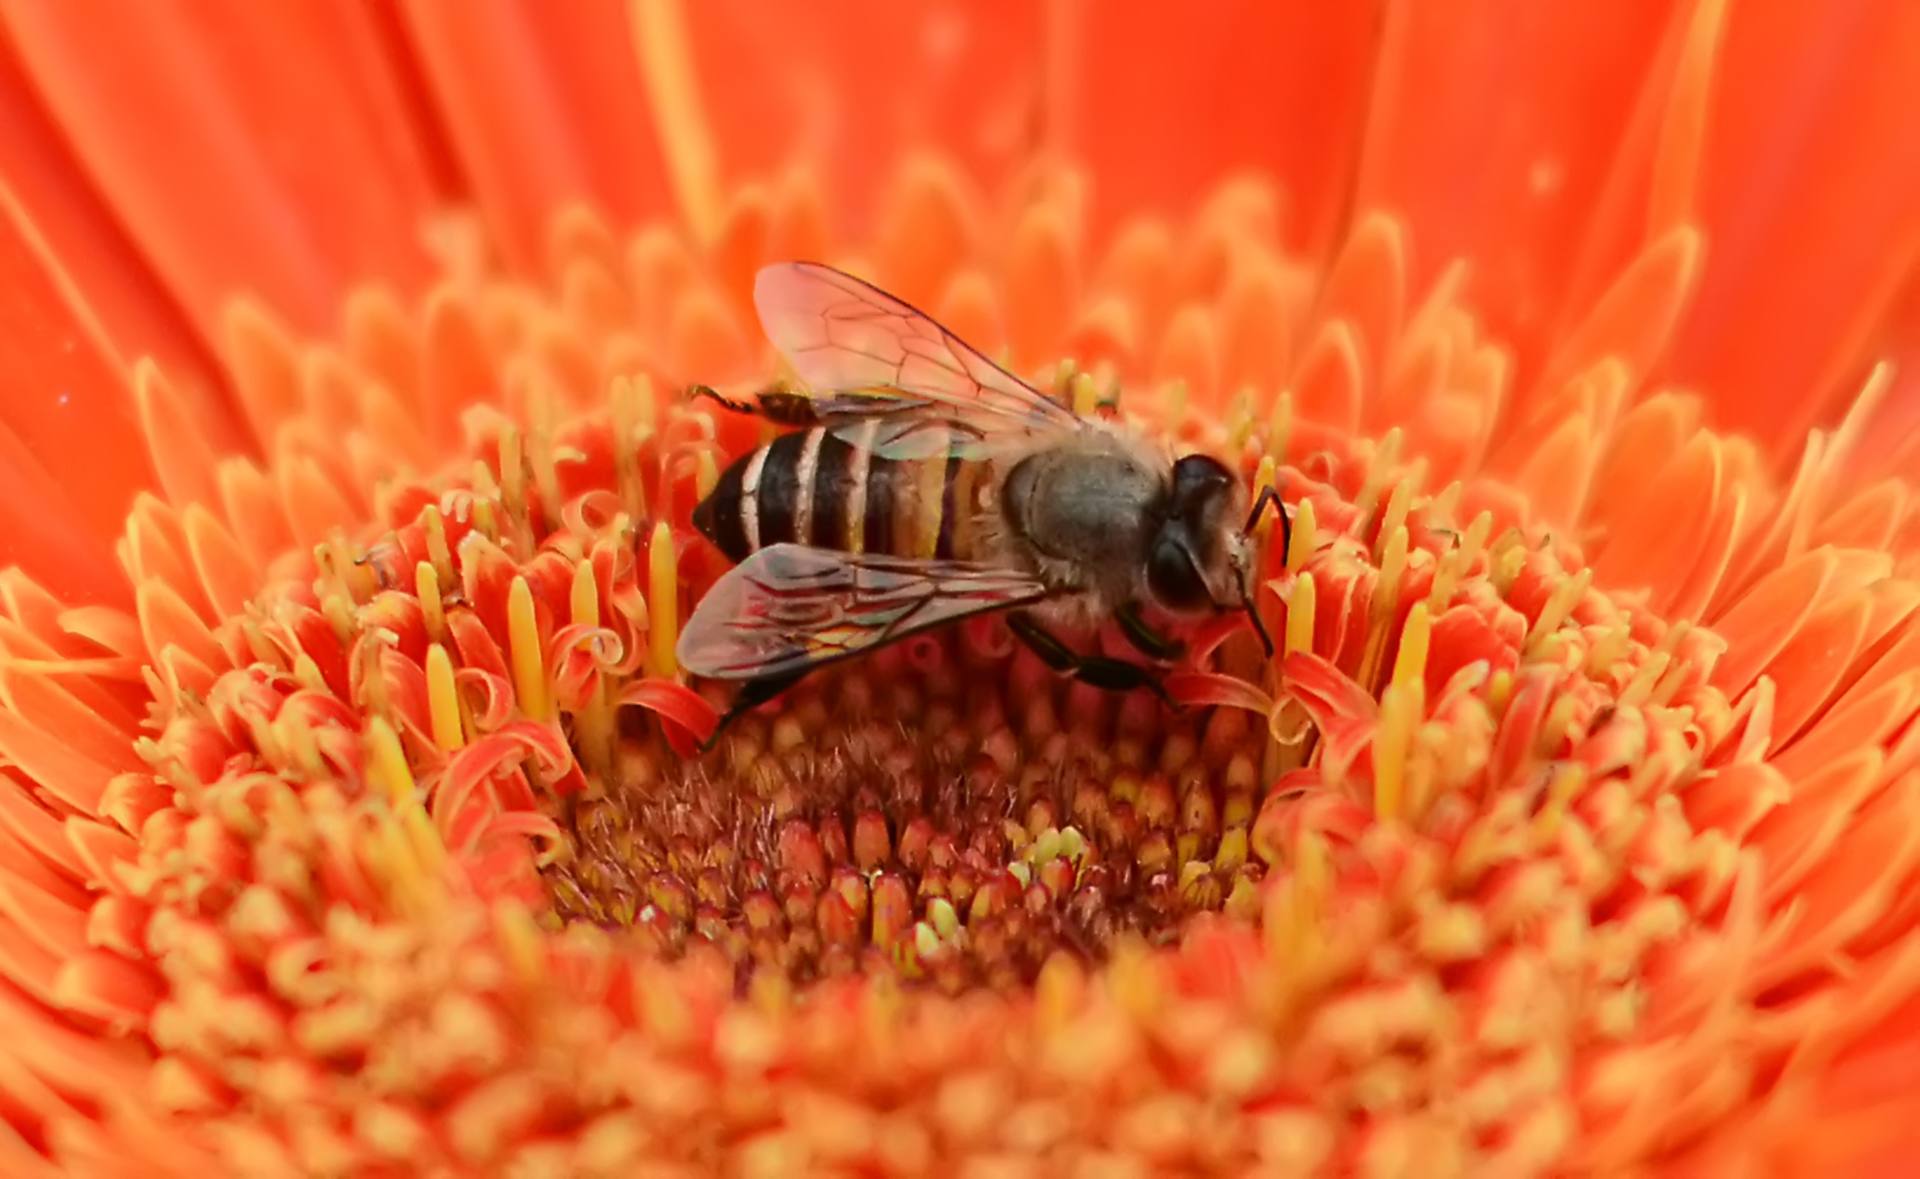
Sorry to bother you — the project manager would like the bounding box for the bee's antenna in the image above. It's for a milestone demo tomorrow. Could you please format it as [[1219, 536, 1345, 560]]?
[[1237, 485, 1284, 660], [1242, 484, 1290, 556], [1241, 582, 1276, 659]]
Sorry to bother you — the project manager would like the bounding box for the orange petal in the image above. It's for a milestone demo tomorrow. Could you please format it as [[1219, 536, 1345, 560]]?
[[0, 665, 139, 776], [1710, 547, 1834, 697], [1774, 671, 1919, 788], [1353, 1, 1677, 361], [0, 420, 126, 606], [1750, 780, 1920, 1001], [1533, 225, 1702, 409], [1590, 431, 1721, 606], [401, 0, 678, 269], [669, 2, 1044, 240], [874, 156, 982, 310], [0, 183, 163, 546], [1511, 412, 1596, 532], [0, 36, 226, 415], [1291, 320, 1364, 434], [1657, 3, 1920, 449], [0, 819, 87, 913], [0, 874, 85, 962], [1073, 5, 1379, 254], [1763, 593, 1873, 747], [2, 0, 443, 337], [1313, 212, 1406, 410]]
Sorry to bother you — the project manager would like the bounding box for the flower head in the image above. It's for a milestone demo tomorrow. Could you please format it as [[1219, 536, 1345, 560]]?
[[0, 3, 1918, 1175]]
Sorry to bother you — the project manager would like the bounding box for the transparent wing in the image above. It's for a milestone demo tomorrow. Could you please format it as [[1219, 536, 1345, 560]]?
[[753, 261, 1087, 460], [677, 543, 1052, 681]]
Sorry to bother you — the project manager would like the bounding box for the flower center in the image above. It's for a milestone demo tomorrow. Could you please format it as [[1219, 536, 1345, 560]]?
[[540, 651, 1273, 990], [86, 185, 1778, 1172]]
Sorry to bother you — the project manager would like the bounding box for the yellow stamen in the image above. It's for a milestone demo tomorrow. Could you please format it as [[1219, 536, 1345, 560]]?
[[694, 449, 719, 502], [499, 425, 539, 552], [612, 375, 651, 520], [508, 576, 551, 722], [1251, 454, 1278, 517], [1052, 358, 1077, 399], [1525, 567, 1593, 652], [416, 561, 445, 642], [275, 709, 324, 779], [1357, 526, 1410, 690], [1650, 655, 1692, 708], [1653, 619, 1694, 659], [1264, 829, 1329, 968], [1531, 763, 1589, 842], [365, 716, 417, 813], [409, 814, 448, 879], [1266, 389, 1294, 461], [525, 383, 563, 530], [1586, 623, 1632, 677], [1285, 573, 1317, 658], [1286, 497, 1318, 573], [425, 643, 464, 752], [292, 653, 328, 694], [422, 503, 454, 588], [1427, 510, 1493, 610], [571, 560, 614, 776], [1540, 691, 1582, 752], [321, 592, 355, 643], [1428, 481, 1463, 528], [1487, 669, 1515, 715], [1376, 477, 1417, 561], [647, 521, 679, 678], [1373, 676, 1423, 824], [1392, 601, 1432, 691], [494, 900, 547, 987], [499, 425, 526, 520], [629, 0, 722, 243], [1352, 427, 1403, 523], [359, 632, 394, 722], [1618, 651, 1673, 708], [570, 557, 600, 628], [1226, 386, 1258, 453], [329, 536, 377, 603], [1488, 532, 1527, 594], [471, 489, 499, 543], [1070, 370, 1099, 418]]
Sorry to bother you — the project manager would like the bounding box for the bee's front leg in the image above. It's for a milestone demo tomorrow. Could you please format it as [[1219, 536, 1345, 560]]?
[[1007, 612, 1180, 709]]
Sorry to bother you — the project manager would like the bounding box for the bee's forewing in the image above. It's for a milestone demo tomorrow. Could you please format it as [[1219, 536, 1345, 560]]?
[[677, 543, 1050, 681], [752, 261, 1086, 460]]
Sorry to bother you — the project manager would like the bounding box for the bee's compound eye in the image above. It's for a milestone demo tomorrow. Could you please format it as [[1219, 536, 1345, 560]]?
[[1170, 454, 1232, 509], [1148, 535, 1209, 611]]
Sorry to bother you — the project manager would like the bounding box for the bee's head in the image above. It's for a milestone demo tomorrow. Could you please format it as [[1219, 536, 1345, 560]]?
[[1146, 454, 1279, 655]]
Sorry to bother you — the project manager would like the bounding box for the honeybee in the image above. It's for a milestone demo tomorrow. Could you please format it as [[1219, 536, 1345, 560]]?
[[678, 262, 1284, 735]]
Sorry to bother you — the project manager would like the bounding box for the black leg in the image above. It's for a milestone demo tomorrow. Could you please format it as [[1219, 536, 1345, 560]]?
[[1115, 602, 1185, 662], [690, 383, 821, 427], [699, 669, 810, 752], [1007, 612, 1180, 708]]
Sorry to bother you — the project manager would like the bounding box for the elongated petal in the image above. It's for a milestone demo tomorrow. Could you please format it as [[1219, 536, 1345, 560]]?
[[2, 0, 443, 339]]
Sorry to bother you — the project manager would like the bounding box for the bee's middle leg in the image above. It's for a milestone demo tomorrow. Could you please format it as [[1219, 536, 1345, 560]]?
[[700, 669, 811, 752], [1007, 612, 1178, 708], [1115, 602, 1185, 662]]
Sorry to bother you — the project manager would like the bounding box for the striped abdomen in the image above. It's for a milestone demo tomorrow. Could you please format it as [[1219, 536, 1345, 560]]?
[[693, 423, 988, 564]]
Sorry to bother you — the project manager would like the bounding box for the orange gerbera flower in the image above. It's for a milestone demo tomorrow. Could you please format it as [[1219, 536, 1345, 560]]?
[[1, 2, 1918, 1175]]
